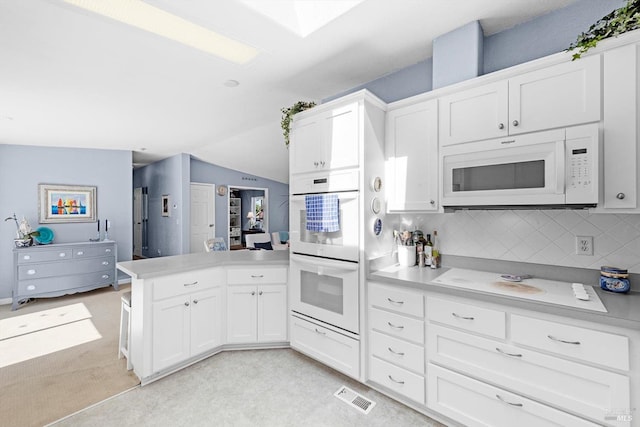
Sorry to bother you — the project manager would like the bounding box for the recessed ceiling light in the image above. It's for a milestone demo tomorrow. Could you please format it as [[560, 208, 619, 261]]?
[[224, 80, 240, 87], [63, 0, 258, 64]]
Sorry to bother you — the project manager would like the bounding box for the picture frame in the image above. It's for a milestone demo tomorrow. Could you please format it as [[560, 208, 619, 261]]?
[[38, 184, 97, 223], [161, 194, 170, 217]]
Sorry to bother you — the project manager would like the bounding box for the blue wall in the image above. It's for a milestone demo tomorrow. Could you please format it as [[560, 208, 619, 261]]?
[[327, 0, 626, 103], [433, 20, 483, 89], [0, 144, 132, 299]]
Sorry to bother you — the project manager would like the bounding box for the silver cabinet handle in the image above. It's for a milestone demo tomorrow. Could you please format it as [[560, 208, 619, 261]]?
[[313, 161, 319, 167], [387, 322, 404, 330], [547, 335, 580, 345], [193, 299, 199, 304], [496, 394, 523, 407], [387, 298, 404, 305], [314, 328, 326, 335], [500, 140, 515, 144], [251, 274, 264, 278], [617, 192, 626, 200], [320, 161, 325, 167], [387, 347, 405, 356], [209, 224, 214, 227], [183, 281, 198, 287], [496, 347, 523, 357], [512, 119, 519, 126], [498, 123, 504, 129], [184, 301, 190, 307], [251, 291, 256, 296], [452, 312, 474, 320], [102, 261, 109, 265], [102, 274, 109, 279], [258, 290, 263, 296], [388, 375, 405, 384], [430, 200, 435, 205]]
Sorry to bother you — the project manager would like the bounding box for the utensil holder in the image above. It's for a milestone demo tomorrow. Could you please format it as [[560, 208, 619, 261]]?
[[397, 245, 416, 267]]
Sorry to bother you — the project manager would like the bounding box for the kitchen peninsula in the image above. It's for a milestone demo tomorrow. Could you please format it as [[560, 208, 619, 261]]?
[[117, 250, 288, 385]]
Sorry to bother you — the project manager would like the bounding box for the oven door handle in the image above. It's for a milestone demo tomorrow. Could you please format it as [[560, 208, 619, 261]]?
[[291, 254, 358, 272]]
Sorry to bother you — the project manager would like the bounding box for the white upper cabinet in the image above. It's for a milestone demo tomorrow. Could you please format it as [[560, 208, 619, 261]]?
[[290, 102, 359, 175], [440, 54, 601, 146], [385, 98, 439, 212]]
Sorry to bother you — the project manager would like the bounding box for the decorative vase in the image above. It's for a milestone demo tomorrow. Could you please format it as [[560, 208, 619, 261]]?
[[14, 237, 33, 247]]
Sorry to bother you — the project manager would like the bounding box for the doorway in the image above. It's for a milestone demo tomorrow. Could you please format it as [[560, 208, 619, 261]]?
[[190, 183, 216, 253], [228, 186, 268, 249]]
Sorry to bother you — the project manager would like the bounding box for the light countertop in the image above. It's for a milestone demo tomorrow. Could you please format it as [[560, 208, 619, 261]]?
[[117, 250, 289, 280]]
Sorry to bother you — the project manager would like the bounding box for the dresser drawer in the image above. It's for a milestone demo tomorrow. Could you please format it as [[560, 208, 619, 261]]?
[[369, 282, 424, 318], [427, 364, 600, 427], [427, 296, 505, 339], [18, 256, 115, 280], [17, 248, 72, 264], [227, 267, 287, 285], [370, 330, 425, 374], [369, 307, 424, 344], [17, 270, 115, 296], [369, 356, 424, 404], [152, 269, 222, 301], [511, 315, 630, 371], [427, 325, 630, 425], [73, 245, 115, 258]]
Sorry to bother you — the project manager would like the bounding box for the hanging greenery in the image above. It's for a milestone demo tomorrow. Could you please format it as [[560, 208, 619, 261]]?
[[280, 101, 316, 146], [568, 0, 640, 60]]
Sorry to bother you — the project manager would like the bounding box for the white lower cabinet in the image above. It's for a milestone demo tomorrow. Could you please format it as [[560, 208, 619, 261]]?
[[227, 284, 287, 343], [428, 364, 600, 427]]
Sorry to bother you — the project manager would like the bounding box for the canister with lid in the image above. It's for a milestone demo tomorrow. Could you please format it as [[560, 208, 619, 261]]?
[[600, 266, 630, 293]]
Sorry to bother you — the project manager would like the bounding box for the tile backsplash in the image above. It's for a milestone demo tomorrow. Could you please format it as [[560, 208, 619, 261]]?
[[389, 210, 640, 274]]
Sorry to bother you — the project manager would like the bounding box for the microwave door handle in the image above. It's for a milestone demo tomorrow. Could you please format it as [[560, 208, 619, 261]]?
[[557, 141, 566, 194], [291, 255, 358, 272]]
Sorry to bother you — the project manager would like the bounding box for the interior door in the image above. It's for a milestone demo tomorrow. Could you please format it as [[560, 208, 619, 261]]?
[[133, 187, 143, 257], [190, 183, 215, 253]]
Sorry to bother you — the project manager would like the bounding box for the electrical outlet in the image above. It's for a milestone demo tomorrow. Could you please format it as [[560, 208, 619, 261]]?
[[576, 236, 593, 256]]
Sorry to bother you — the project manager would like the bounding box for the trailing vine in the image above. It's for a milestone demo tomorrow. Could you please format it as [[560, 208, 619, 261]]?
[[568, 0, 640, 60], [281, 101, 316, 146]]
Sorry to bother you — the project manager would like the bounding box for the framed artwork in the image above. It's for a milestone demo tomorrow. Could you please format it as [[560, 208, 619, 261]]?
[[161, 195, 170, 217], [39, 184, 97, 223]]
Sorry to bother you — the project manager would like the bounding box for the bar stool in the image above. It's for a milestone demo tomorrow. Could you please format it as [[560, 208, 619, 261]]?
[[118, 291, 132, 370]]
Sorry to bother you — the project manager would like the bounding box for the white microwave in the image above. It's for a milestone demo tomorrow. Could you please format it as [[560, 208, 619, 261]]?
[[441, 124, 600, 209]]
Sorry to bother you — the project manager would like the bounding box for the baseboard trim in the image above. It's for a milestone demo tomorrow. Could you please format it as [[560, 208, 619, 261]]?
[[0, 297, 12, 306]]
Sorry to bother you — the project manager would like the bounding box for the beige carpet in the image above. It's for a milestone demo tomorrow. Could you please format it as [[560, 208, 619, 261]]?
[[0, 285, 140, 427]]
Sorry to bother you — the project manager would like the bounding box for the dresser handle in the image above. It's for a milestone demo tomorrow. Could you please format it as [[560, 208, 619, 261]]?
[[496, 347, 523, 357], [547, 335, 580, 345], [106, 248, 112, 253], [387, 298, 404, 305], [102, 261, 109, 265], [102, 274, 109, 279], [387, 322, 404, 330], [183, 281, 198, 287], [59, 253, 66, 257], [23, 255, 31, 260], [77, 251, 84, 255], [388, 375, 405, 385], [27, 269, 36, 275], [387, 347, 405, 356], [452, 312, 474, 320], [496, 394, 523, 407]]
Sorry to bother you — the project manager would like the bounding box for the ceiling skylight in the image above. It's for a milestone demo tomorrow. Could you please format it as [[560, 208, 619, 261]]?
[[63, 0, 259, 64], [240, 0, 365, 37]]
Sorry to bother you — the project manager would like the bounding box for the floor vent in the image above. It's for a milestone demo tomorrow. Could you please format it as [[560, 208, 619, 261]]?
[[334, 385, 376, 414]]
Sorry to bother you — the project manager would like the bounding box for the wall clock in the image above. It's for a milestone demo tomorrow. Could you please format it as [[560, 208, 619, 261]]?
[[217, 185, 227, 196]]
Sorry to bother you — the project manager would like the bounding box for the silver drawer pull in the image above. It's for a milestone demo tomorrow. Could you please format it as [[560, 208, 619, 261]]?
[[102, 274, 109, 279], [77, 251, 84, 255], [184, 301, 190, 307], [387, 347, 405, 356], [193, 299, 199, 304], [251, 291, 256, 296], [547, 335, 581, 345], [102, 261, 109, 265], [496, 347, 523, 358], [258, 290, 263, 296], [23, 255, 31, 260], [388, 375, 405, 385], [314, 328, 326, 335], [251, 274, 264, 278], [183, 281, 198, 287], [27, 269, 36, 275], [387, 298, 404, 305], [387, 322, 404, 330], [500, 139, 516, 144], [452, 312, 474, 320], [496, 394, 523, 407], [59, 253, 66, 257]]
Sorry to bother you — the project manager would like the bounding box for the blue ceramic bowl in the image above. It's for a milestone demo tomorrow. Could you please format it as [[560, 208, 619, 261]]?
[[35, 227, 54, 244]]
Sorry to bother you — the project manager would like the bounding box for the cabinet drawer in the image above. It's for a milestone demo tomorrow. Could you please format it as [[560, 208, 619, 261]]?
[[427, 296, 505, 339], [369, 282, 424, 318], [152, 269, 222, 301], [427, 325, 630, 425], [370, 330, 424, 374], [17, 248, 72, 264], [18, 256, 115, 280], [73, 245, 115, 258], [17, 270, 115, 296], [227, 267, 287, 285], [511, 315, 630, 371], [427, 364, 599, 427], [290, 315, 359, 379], [369, 356, 424, 404], [369, 307, 424, 344]]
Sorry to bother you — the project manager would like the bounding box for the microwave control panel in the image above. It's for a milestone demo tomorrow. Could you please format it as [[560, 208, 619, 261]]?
[[565, 125, 599, 204]]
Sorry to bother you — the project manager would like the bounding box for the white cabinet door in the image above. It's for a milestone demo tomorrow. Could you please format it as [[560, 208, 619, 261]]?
[[509, 54, 601, 135], [152, 295, 190, 372], [290, 115, 322, 175], [602, 44, 639, 210], [324, 102, 359, 170], [227, 285, 257, 343], [386, 99, 439, 212], [257, 284, 287, 342], [439, 81, 508, 146], [190, 287, 222, 355]]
